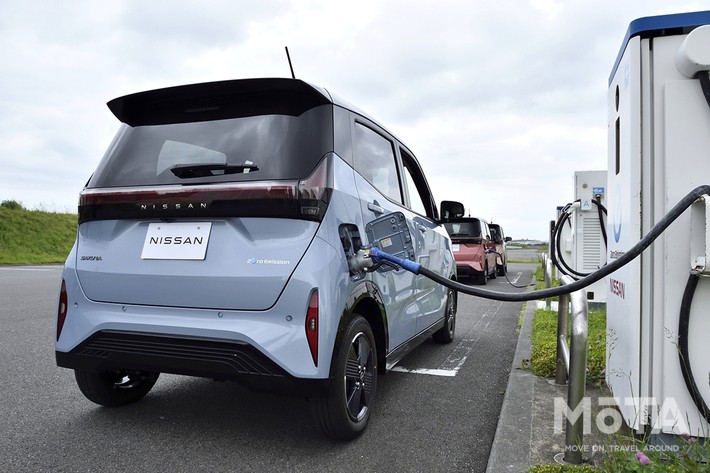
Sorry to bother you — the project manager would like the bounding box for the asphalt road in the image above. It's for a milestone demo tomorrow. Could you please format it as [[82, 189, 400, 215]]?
[[0, 262, 535, 473]]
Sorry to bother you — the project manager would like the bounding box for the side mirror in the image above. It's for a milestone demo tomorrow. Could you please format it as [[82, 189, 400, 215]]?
[[440, 200, 465, 222], [505, 236, 512, 242]]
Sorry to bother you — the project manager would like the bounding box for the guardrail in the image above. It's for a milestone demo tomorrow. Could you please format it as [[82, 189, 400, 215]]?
[[552, 274, 589, 465], [541, 253, 553, 309]]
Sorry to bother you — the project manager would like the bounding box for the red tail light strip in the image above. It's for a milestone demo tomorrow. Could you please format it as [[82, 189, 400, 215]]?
[[56, 280, 68, 341], [305, 290, 319, 367]]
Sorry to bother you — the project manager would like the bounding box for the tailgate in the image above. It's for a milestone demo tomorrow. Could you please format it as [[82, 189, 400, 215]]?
[[75, 218, 319, 310]]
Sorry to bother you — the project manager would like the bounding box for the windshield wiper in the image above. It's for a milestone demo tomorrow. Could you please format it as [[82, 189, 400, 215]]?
[[170, 163, 259, 179]]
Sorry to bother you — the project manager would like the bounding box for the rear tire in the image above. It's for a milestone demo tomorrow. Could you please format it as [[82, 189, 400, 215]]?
[[433, 288, 457, 344], [311, 315, 377, 440], [74, 369, 159, 407], [478, 263, 488, 285]]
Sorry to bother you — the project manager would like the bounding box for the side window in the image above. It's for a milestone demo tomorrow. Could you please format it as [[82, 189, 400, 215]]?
[[400, 149, 436, 219], [353, 123, 402, 204]]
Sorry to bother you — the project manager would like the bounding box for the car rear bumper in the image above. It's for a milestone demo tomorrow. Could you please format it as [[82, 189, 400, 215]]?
[[56, 330, 331, 397], [454, 264, 483, 277]]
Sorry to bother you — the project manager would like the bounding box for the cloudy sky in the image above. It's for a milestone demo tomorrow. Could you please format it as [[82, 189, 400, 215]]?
[[1, 1, 708, 240]]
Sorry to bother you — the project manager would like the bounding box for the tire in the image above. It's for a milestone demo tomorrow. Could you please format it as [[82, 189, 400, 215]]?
[[433, 288, 457, 344], [311, 315, 377, 440], [74, 369, 159, 407], [497, 256, 507, 276], [478, 263, 488, 285], [489, 261, 497, 279]]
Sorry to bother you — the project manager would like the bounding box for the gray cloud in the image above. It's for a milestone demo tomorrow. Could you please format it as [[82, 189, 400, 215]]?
[[0, 0, 707, 240]]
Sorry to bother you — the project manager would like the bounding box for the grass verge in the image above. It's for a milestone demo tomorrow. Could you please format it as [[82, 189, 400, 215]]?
[[0, 203, 76, 264]]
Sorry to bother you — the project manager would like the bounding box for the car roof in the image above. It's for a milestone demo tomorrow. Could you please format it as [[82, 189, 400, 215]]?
[[445, 217, 484, 223]]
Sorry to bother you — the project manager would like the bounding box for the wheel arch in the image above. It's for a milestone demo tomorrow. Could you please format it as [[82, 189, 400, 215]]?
[[330, 281, 388, 376]]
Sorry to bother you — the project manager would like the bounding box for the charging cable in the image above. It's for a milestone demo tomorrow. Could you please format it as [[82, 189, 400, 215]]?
[[357, 185, 710, 303], [550, 197, 607, 280]]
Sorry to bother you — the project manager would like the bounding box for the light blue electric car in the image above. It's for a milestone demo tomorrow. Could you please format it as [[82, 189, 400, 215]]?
[[55, 78, 457, 439]]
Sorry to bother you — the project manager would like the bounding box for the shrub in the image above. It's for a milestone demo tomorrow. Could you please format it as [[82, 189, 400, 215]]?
[[1, 199, 23, 210]]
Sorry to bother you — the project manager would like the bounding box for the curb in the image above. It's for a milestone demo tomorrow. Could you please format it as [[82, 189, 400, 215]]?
[[486, 300, 536, 473]]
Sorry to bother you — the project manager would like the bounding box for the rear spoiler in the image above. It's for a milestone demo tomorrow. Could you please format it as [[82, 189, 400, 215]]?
[[107, 78, 332, 126]]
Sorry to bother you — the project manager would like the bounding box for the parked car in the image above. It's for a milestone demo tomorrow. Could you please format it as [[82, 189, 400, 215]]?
[[54, 78, 458, 440], [488, 223, 512, 276], [443, 217, 497, 284]]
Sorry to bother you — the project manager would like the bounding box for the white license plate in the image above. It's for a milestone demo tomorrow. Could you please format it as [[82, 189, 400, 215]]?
[[141, 222, 212, 260], [452, 244, 460, 252]]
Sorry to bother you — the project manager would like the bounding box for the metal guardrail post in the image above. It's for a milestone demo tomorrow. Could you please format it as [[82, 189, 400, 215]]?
[[555, 292, 569, 385], [557, 275, 589, 465], [543, 254, 552, 309]]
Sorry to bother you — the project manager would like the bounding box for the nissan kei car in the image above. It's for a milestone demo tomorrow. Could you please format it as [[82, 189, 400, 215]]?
[[444, 217, 498, 284], [54, 78, 457, 440]]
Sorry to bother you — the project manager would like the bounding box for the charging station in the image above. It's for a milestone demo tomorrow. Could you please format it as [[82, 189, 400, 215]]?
[[607, 11, 710, 438], [554, 171, 607, 302]]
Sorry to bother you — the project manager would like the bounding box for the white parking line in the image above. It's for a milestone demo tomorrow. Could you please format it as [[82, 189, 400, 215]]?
[[0, 266, 60, 271], [389, 367, 458, 377], [390, 300, 505, 377]]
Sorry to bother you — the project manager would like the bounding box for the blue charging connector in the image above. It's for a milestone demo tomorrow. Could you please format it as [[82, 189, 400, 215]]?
[[368, 246, 422, 275]]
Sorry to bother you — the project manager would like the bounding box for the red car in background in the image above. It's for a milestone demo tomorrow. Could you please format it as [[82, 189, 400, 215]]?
[[443, 217, 498, 284]]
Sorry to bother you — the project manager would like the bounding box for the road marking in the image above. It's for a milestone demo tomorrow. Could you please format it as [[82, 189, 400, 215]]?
[[389, 367, 458, 377], [0, 266, 60, 271], [390, 299, 506, 377]]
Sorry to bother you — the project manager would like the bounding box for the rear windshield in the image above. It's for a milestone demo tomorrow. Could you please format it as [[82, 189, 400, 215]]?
[[489, 225, 502, 243], [88, 105, 334, 188], [444, 220, 482, 238]]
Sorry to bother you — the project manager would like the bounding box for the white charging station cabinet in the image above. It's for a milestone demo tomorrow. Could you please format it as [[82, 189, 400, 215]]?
[[555, 171, 607, 302], [607, 11, 710, 437], [573, 171, 607, 302]]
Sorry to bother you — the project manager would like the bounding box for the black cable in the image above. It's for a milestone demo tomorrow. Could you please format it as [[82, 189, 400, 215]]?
[[489, 250, 534, 288], [699, 70, 710, 110], [678, 273, 710, 426], [416, 185, 710, 302], [550, 202, 577, 279], [595, 196, 608, 246], [551, 198, 608, 280]]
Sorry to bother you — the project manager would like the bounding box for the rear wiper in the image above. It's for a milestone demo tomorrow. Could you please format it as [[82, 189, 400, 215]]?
[[170, 163, 259, 179]]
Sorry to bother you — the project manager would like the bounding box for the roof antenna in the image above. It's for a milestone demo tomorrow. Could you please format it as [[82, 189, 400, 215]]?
[[285, 46, 296, 79]]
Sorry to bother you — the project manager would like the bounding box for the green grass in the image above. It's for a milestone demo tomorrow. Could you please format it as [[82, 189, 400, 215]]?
[[529, 307, 606, 384], [526, 261, 710, 472], [0, 204, 76, 264]]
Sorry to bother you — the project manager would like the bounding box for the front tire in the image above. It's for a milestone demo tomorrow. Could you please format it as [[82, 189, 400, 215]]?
[[74, 369, 159, 407], [433, 288, 457, 344], [311, 315, 377, 440]]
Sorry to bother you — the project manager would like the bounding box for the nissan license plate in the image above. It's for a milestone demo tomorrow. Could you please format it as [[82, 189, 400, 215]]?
[[141, 222, 212, 260]]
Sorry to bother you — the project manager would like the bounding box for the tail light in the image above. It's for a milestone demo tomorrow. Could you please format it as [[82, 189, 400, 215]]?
[[56, 280, 68, 341], [78, 155, 333, 224], [298, 155, 332, 219], [305, 290, 319, 367]]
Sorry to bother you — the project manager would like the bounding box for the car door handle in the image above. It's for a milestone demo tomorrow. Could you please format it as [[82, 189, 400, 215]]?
[[417, 225, 427, 233], [368, 202, 385, 215]]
